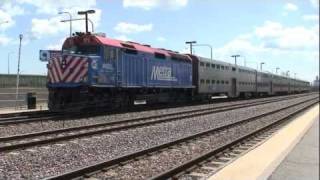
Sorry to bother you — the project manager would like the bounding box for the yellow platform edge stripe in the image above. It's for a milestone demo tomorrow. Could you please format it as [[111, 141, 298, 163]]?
[[208, 104, 319, 180]]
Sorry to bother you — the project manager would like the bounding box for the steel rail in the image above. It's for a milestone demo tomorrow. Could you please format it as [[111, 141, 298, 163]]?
[[0, 94, 307, 142], [0, 95, 315, 151], [0, 93, 314, 125], [44, 98, 318, 180], [149, 100, 318, 180]]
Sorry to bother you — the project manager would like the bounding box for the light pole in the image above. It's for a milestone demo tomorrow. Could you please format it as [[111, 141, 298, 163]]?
[[231, 55, 240, 65], [286, 70, 290, 77], [7, 52, 14, 74], [276, 67, 280, 74], [58, 11, 72, 37], [78, 10, 95, 33], [193, 44, 213, 60], [185, 41, 197, 55], [61, 18, 95, 32], [260, 62, 265, 71], [15, 34, 23, 109]]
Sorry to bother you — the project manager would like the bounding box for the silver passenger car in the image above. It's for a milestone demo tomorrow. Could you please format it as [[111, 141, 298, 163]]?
[[193, 56, 310, 99]]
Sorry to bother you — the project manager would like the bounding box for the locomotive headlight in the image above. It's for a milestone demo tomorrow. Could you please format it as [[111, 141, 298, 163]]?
[[81, 76, 88, 82]]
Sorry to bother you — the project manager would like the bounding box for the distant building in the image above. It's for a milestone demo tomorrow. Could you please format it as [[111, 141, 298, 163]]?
[[313, 76, 319, 91]]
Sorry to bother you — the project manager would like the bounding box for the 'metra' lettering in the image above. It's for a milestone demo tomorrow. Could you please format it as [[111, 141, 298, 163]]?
[[151, 66, 177, 81]]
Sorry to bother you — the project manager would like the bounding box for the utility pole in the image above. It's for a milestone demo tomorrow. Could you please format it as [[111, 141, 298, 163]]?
[[194, 44, 213, 61], [58, 11, 72, 37], [15, 34, 23, 109], [61, 18, 95, 33], [260, 62, 265, 71], [78, 10, 95, 33], [231, 55, 240, 66], [185, 41, 197, 55]]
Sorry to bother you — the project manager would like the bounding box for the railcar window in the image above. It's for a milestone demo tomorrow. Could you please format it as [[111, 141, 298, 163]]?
[[217, 65, 220, 69], [206, 63, 210, 68], [104, 47, 117, 62], [212, 80, 215, 84], [217, 80, 220, 84], [232, 67, 236, 71], [221, 80, 225, 84], [225, 66, 229, 70], [200, 62, 205, 66], [211, 64, 215, 68], [221, 66, 225, 70], [206, 80, 210, 84], [226, 81, 229, 84], [200, 79, 205, 84]]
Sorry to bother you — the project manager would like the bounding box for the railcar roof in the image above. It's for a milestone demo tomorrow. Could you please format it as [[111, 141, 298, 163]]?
[[64, 34, 192, 62]]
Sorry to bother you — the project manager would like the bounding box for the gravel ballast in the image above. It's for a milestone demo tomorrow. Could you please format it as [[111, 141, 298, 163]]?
[[0, 94, 318, 179], [92, 100, 316, 180], [0, 94, 311, 137]]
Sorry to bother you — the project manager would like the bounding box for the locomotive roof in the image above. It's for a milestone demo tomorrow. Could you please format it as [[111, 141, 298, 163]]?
[[63, 34, 191, 62]]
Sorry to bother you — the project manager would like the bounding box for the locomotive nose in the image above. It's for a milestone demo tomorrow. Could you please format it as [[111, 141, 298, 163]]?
[[48, 55, 88, 84]]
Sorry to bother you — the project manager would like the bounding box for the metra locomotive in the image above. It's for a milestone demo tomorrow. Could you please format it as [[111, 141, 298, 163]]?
[[47, 33, 310, 111]]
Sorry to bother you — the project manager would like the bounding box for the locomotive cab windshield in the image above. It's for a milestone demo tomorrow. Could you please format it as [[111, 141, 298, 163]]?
[[62, 45, 100, 56]]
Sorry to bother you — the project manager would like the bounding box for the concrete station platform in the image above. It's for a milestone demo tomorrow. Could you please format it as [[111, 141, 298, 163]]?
[[0, 103, 48, 115], [209, 104, 319, 180]]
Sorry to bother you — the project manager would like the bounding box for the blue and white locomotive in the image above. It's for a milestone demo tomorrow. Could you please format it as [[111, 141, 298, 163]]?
[[47, 33, 193, 111]]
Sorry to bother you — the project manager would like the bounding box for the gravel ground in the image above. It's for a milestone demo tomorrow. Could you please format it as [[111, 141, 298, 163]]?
[[0, 95, 316, 148], [0, 94, 313, 137], [92, 100, 316, 180], [0, 94, 317, 179]]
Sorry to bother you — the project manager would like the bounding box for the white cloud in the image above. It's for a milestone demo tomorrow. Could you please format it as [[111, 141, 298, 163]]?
[[0, 2, 25, 31], [310, 0, 319, 8], [17, 0, 96, 15], [46, 38, 65, 50], [212, 21, 319, 73], [0, 34, 11, 46], [17, 0, 102, 39], [156, 36, 166, 42], [284, 3, 298, 11], [255, 21, 318, 50], [123, 0, 188, 10], [303, 14, 319, 21], [0, 10, 14, 31], [31, 17, 65, 37], [114, 22, 153, 34], [30, 9, 101, 38]]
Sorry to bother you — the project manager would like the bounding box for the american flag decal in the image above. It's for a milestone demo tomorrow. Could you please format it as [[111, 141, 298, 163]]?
[[48, 55, 88, 84]]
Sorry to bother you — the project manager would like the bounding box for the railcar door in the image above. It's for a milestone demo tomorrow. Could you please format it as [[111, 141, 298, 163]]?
[[100, 46, 118, 86], [231, 78, 237, 97]]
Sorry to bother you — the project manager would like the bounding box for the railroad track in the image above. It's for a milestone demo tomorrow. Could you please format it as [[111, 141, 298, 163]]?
[[0, 110, 61, 125], [0, 94, 316, 151], [0, 93, 314, 126], [45, 97, 318, 180]]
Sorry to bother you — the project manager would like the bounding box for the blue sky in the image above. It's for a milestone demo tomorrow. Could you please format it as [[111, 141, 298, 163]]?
[[0, 0, 319, 82]]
